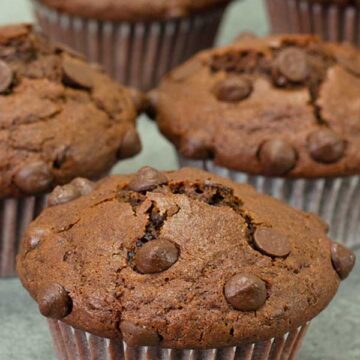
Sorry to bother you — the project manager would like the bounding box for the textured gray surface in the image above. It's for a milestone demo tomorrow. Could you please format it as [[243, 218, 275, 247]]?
[[0, 0, 359, 359]]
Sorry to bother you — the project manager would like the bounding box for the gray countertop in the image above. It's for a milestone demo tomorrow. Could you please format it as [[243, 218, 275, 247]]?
[[0, 1, 359, 359]]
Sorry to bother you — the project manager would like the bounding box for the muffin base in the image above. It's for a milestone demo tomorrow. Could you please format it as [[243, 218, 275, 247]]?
[[48, 319, 309, 360], [179, 156, 360, 249], [32, 0, 227, 91], [0, 194, 47, 277], [265, 0, 360, 46]]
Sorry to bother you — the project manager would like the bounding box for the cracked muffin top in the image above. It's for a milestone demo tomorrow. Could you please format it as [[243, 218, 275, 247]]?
[[17, 167, 355, 349], [37, 0, 232, 21], [0, 24, 141, 198], [151, 34, 360, 178]]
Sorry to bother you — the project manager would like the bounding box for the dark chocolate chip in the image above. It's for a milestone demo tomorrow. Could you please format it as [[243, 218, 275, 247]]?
[[331, 243, 356, 280], [62, 56, 95, 89], [135, 239, 179, 274], [308, 129, 345, 164], [224, 273, 267, 311], [171, 60, 203, 82], [117, 128, 142, 160], [0, 60, 13, 93], [71, 178, 95, 196], [258, 140, 297, 176], [128, 167, 168, 192], [179, 130, 213, 159], [276, 47, 309, 82], [213, 76, 252, 102], [120, 321, 160, 347], [254, 228, 291, 258], [14, 161, 53, 194], [38, 284, 72, 319], [48, 184, 81, 207]]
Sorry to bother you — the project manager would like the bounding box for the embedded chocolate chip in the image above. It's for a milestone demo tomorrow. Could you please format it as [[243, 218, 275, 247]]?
[[331, 243, 356, 280], [117, 128, 142, 160], [258, 140, 297, 176], [224, 274, 267, 311], [71, 178, 95, 196], [38, 284, 72, 319], [128, 167, 168, 192], [253, 228, 291, 258], [179, 130, 213, 159], [276, 47, 309, 82], [308, 129, 345, 164], [14, 161, 53, 194], [171, 60, 203, 82], [62, 56, 95, 89], [0, 60, 13, 93], [135, 239, 179, 274], [48, 184, 81, 207], [213, 77, 252, 102], [120, 321, 160, 347]]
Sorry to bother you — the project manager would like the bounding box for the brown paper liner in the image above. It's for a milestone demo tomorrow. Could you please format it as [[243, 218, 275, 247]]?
[[31, 0, 227, 90], [48, 319, 309, 360], [178, 156, 360, 249], [265, 0, 360, 46], [0, 194, 47, 277]]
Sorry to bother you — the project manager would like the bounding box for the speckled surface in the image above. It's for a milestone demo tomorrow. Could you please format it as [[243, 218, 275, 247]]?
[[0, 0, 359, 359]]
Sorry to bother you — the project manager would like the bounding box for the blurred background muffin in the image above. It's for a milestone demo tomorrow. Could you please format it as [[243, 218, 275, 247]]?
[[0, 23, 141, 277], [31, 0, 237, 90]]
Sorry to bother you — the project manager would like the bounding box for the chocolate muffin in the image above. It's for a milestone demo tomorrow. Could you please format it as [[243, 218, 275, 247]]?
[[0, 24, 141, 277], [32, 0, 235, 91], [150, 34, 360, 248], [17, 167, 355, 359], [266, 0, 360, 47]]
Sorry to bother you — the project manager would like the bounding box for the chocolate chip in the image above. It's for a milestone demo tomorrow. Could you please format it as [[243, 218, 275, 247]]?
[[48, 184, 81, 207], [258, 140, 297, 176], [128, 167, 168, 192], [253, 228, 291, 258], [14, 161, 53, 194], [120, 321, 160, 347], [213, 77, 252, 102], [276, 47, 309, 82], [38, 284, 72, 319], [171, 60, 203, 82], [308, 129, 345, 164], [0, 60, 13, 93], [117, 128, 142, 160], [179, 130, 213, 159], [71, 178, 95, 196], [224, 274, 267, 311], [135, 239, 179, 274], [331, 243, 356, 280], [62, 56, 95, 89]]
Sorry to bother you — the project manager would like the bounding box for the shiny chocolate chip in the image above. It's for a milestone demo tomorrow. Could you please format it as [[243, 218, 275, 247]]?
[[213, 76, 252, 103], [38, 284, 72, 319], [224, 273, 267, 311], [128, 167, 168, 192], [258, 140, 297, 176], [276, 47, 309, 82], [179, 130, 213, 160], [308, 129, 345, 164], [48, 184, 81, 207], [254, 228, 291, 258], [117, 128, 142, 160], [135, 239, 179, 274], [331, 243, 356, 280], [71, 178, 95, 196], [120, 321, 160, 347], [0, 60, 13, 93], [62, 56, 95, 89]]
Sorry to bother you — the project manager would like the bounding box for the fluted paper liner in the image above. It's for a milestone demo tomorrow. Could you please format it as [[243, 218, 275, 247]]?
[[179, 156, 360, 249], [48, 319, 309, 360], [0, 194, 47, 277], [32, 0, 226, 91], [266, 0, 360, 47]]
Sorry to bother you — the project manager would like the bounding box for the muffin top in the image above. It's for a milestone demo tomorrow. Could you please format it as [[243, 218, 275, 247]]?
[[0, 24, 141, 198], [17, 167, 355, 349], [37, 0, 231, 21], [151, 34, 360, 178]]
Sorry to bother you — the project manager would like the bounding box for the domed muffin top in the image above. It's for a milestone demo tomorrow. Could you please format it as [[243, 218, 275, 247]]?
[[37, 0, 232, 21], [17, 167, 355, 349], [0, 24, 140, 198], [152, 34, 360, 178]]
